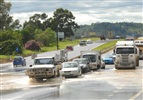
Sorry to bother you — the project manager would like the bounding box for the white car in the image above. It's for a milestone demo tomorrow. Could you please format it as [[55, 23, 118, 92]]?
[[60, 62, 82, 77], [86, 39, 93, 44]]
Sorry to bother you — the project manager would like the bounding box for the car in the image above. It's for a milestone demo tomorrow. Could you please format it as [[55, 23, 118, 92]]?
[[72, 58, 90, 73], [102, 54, 114, 64], [66, 46, 74, 51], [79, 40, 87, 46], [60, 62, 82, 77], [86, 39, 93, 44], [101, 58, 105, 69], [100, 35, 106, 40], [13, 56, 26, 67]]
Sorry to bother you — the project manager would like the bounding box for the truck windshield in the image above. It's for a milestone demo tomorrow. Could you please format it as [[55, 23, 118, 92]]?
[[34, 58, 54, 65], [82, 55, 96, 62], [116, 48, 134, 54]]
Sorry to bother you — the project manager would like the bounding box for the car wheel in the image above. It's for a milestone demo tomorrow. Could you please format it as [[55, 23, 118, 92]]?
[[79, 70, 82, 76], [13, 64, 16, 67]]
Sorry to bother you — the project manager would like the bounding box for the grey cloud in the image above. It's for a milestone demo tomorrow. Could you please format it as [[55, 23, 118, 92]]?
[[7, 0, 142, 24]]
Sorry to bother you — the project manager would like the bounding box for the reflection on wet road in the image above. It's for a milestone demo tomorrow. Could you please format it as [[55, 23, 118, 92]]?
[[1, 61, 143, 100]]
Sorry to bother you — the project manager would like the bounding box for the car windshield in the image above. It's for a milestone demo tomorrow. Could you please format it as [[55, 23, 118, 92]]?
[[63, 63, 78, 68], [74, 60, 87, 64], [14, 56, 22, 60], [82, 55, 96, 62], [34, 58, 54, 65], [116, 48, 135, 54]]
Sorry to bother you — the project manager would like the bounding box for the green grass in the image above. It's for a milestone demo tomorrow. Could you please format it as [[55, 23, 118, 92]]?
[[0, 37, 100, 63], [93, 39, 122, 51]]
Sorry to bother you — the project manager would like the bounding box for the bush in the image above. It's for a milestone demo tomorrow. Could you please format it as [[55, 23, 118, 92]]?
[[25, 40, 41, 51], [0, 40, 23, 55]]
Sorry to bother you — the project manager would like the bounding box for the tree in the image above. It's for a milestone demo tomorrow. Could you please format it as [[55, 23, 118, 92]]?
[[35, 28, 56, 46], [49, 8, 79, 38], [23, 13, 49, 31], [0, 0, 21, 30]]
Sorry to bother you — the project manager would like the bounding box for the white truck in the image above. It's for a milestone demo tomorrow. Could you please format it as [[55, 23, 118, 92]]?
[[134, 37, 143, 60], [26, 50, 67, 82], [80, 51, 101, 70], [114, 41, 139, 69]]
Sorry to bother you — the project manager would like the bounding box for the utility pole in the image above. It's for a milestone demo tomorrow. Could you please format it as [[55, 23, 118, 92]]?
[[56, 25, 60, 50], [56, 32, 59, 50]]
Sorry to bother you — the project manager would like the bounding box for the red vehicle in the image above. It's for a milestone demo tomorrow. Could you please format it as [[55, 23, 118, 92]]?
[[66, 46, 74, 51]]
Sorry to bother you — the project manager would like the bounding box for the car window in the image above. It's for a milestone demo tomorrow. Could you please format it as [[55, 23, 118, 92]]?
[[34, 58, 54, 65], [74, 60, 87, 64], [63, 63, 78, 68]]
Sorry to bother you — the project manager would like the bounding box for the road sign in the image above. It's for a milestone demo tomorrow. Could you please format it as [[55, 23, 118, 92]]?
[[58, 32, 64, 39], [16, 47, 19, 52]]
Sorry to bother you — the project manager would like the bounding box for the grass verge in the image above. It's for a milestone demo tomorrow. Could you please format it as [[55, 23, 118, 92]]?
[[0, 37, 100, 63]]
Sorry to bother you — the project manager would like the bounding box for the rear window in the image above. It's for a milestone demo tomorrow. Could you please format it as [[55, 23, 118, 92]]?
[[82, 55, 96, 62]]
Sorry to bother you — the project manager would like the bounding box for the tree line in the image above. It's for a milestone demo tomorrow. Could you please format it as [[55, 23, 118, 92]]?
[[0, 0, 79, 55], [75, 22, 143, 39]]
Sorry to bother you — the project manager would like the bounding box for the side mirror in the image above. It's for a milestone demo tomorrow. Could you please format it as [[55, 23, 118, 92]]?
[[29, 65, 32, 67]]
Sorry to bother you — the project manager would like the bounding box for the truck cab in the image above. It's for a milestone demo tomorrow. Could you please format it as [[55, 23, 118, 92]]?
[[114, 41, 139, 69], [26, 56, 60, 82], [80, 51, 101, 70]]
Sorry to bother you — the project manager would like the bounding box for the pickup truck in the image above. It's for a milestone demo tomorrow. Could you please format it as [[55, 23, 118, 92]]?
[[26, 55, 63, 82]]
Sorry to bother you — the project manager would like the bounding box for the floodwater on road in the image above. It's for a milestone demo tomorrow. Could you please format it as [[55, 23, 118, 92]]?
[[1, 62, 143, 100]]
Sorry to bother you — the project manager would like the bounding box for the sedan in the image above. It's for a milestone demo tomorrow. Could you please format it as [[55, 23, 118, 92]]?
[[66, 46, 74, 51], [102, 54, 114, 64], [60, 62, 82, 77], [72, 58, 90, 73], [86, 39, 93, 44], [13, 56, 26, 67], [79, 40, 87, 46]]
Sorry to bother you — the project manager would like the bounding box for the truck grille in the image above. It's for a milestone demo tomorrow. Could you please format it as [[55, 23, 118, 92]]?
[[30, 68, 50, 72], [121, 54, 129, 66], [121, 54, 129, 63]]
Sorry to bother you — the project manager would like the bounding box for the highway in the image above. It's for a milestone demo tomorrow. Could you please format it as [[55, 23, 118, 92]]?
[[0, 40, 108, 73], [1, 40, 143, 100]]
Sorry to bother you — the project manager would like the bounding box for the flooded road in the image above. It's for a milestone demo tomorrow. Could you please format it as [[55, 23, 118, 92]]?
[[1, 60, 143, 100]]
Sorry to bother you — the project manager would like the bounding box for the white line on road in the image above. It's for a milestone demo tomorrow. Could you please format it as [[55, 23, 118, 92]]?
[[129, 89, 143, 100]]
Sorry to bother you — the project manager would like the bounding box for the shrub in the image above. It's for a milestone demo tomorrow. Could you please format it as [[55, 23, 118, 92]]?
[[0, 40, 22, 55], [24, 40, 41, 51]]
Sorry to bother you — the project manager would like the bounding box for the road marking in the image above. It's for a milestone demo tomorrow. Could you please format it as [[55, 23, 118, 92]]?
[[129, 89, 143, 100]]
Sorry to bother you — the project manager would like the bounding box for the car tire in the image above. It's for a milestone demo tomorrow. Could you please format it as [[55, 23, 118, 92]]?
[[101, 66, 105, 69]]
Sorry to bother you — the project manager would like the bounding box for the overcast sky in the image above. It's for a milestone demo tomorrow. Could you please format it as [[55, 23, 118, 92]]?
[[6, 0, 143, 25]]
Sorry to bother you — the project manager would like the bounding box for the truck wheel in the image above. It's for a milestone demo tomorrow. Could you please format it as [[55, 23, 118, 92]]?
[[57, 70, 60, 77], [115, 67, 118, 69], [52, 71, 56, 78]]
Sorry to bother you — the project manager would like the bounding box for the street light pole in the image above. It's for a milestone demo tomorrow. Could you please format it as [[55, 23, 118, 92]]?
[[56, 32, 59, 50]]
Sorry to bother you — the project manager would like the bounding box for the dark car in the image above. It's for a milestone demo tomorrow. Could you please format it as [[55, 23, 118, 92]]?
[[72, 58, 90, 73], [13, 56, 26, 67], [100, 35, 106, 40], [79, 40, 87, 46]]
